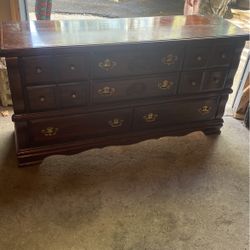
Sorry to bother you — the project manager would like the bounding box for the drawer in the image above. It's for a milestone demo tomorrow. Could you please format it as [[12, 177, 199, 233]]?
[[183, 43, 234, 69], [179, 71, 204, 94], [57, 82, 88, 108], [92, 44, 184, 78], [92, 73, 179, 104], [55, 54, 89, 81], [183, 46, 210, 70], [26, 85, 57, 111], [22, 56, 54, 84], [29, 108, 132, 144], [133, 98, 218, 130], [179, 70, 227, 94], [203, 70, 228, 90], [208, 44, 234, 67]]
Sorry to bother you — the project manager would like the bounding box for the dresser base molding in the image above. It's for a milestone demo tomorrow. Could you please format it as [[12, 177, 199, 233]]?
[[15, 118, 223, 167]]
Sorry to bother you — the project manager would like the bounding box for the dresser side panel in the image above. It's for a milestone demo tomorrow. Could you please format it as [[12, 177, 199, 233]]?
[[5, 57, 25, 113]]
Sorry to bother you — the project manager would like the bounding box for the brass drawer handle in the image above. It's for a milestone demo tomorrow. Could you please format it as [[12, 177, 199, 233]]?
[[108, 118, 124, 128], [199, 105, 211, 115], [36, 67, 42, 74], [41, 127, 58, 136], [161, 54, 178, 66], [143, 113, 158, 123], [99, 59, 117, 71], [158, 80, 173, 90], [98, 86, 115, 96]]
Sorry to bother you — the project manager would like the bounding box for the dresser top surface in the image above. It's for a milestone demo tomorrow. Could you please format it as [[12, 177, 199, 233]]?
[[0, 15, 248, 54]]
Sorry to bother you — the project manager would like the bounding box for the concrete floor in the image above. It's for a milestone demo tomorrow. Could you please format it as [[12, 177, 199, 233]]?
[[0, 111, 249, 250]]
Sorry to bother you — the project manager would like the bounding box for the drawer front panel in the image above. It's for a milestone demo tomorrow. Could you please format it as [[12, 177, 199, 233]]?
[[184, 46, 210, 69], [179, 70, 228, 94], [22, 56, 54, 84], [29, 109, 132, 144], [56, 54, 89, 81], [92, 44, 184, 78], [208, 44, 234, 67], [26, 85, 57, 111], [183, 43, 234, 69], [133, 98, 218, 129], [92, 73, 179, 104], [57, 82, 88, 108], [203, 70, 228, 90], [179, 71, 204, 94]]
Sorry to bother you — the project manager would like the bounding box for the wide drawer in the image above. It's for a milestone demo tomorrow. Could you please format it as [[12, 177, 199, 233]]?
[[133, 98, 218, 129], [92, 44, 184, 78], [29, 108, 132, 144], [22, 54, 89, 84], [92, 73, 179, 104]]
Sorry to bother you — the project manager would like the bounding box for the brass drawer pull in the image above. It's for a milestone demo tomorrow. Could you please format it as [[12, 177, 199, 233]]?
[[36, 67, 42, 74], [199, 105, 211, 115], [41, 127, 58, 136], [158, 80, 173, 90], [71, 93, 77, 99], [99, 59, 117, 71], [98, 86, 115, 96], [143, 113, 158, 123], [108, 118, 124, 128], [161, 54, 178, 66]]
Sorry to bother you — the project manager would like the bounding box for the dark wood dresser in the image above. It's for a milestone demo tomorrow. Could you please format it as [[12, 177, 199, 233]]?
[[0, 15, 248, 167]]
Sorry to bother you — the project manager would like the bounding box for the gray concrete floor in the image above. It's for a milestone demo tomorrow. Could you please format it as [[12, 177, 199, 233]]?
[[0, 109, 249, 250]]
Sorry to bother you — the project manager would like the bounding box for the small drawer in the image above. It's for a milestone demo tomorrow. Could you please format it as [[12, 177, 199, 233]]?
[[183, 46, 211, 69], [208, 44, 234, 67], [203, 70, 228, 90], [133, 98, 218, 130], [92, 44, 184, 78], [29, 108, 132, 144], [26, 85, 57, 111], [57, 82, 88, 108], [22, 56, 54, 84], [92, 73, 179, 104], [55, 54, 89, 82], [179, 71, 204, 94]]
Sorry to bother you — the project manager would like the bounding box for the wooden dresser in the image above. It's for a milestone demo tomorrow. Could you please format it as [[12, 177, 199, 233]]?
[[0, 15, 248, 167]]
